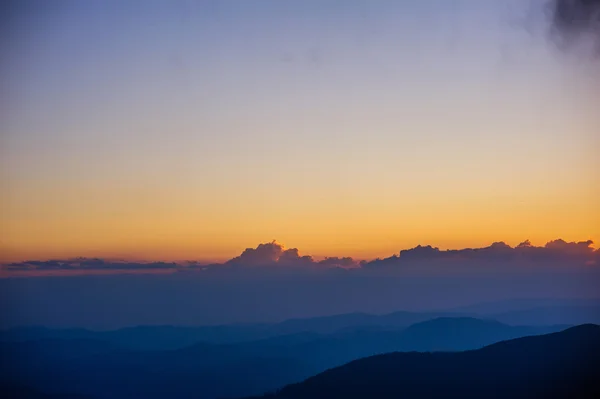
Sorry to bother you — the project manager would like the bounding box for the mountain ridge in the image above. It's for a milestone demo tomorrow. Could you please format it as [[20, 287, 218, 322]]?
[[252, 324, 600, 399]]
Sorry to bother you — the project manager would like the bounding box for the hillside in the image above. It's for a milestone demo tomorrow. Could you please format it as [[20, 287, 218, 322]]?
[[1, 318, 570, 399], [255, 324, 600, 399]]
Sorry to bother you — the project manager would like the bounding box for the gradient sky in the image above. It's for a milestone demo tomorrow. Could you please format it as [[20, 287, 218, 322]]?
[[1, 0, 598, 262]]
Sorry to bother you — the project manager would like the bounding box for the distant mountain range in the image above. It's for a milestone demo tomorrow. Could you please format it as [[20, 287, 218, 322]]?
[[0, 317, 576, 399], [3, 301, 599, 350], [1, 310, 466, 350], [252, 324, 600, 399]]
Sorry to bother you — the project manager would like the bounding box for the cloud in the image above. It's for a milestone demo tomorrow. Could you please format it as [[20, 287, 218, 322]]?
[[318, 257, 359, 268], [5, 258, 179, 271], [399, 245, 443, 260], [226, 240, 285, 266], [278, 248, 314, 266], [3, 239, 596, 276], [548, 0, 600, 56], [225, 241, 334, 267], [224, 241, 314, 267], [366, 242, 515, 267], [363, 239, 596, 268], [544, 239, 595, 253], [223, 241, 362, 268]]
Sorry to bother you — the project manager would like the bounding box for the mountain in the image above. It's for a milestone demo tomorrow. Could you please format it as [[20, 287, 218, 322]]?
[[0, 311, 450, 351], [232, 317, 566, 371], [265, 310, 466, 335], [0, 318, 569, 399], [254, 324, 600, 399], [0, 311, 459, 350], [4, 304, 596, 350], [0, 382, 95, 399]]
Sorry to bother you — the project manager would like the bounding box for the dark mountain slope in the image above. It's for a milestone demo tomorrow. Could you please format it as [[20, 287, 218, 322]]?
[[0, 319, 573, 399], [0, 382, 94, 399], [256, 324, 600, 399], [175, 317, 564, 373]]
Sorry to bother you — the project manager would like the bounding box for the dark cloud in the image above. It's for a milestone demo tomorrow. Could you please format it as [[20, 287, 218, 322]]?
[[363, 239, 596, 268], [224, 242, 360, 268], [225, 241, 329, 267], [5, 258, 179, 271], [548, 0, 600, 56], [3, 239, 597, 275], [318, 257, 359, 268], [278, 248, 314, 266], [226, 241, 284, 266], [225, 241, 313, 267], [399, 245, 444, 260], [544, 238, 595, 253]]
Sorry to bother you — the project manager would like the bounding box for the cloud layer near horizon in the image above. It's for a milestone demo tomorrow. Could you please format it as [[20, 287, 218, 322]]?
[[3, 239, 598, 276]]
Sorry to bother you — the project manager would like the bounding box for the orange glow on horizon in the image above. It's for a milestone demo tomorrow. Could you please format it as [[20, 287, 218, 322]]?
[[1, 231, 597, 264], [2, 0, 599, 270]]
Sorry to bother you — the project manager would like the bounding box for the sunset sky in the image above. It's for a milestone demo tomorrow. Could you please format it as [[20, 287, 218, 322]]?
[[1, 0, 598, 263]]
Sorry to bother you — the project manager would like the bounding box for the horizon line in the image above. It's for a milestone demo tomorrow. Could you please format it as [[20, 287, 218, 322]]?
[[3, 237, 597, 266]]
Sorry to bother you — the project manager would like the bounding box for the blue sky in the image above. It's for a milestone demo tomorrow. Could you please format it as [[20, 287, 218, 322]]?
[[1, 0, 598, 261]]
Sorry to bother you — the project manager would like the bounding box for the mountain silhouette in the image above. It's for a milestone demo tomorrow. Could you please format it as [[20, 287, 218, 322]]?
[[0, 382, 94, 399], [6, 304, 592, 350], [0, 310, 459, 350], [252, 324, 600, 399], [1, 318, 571, 399]]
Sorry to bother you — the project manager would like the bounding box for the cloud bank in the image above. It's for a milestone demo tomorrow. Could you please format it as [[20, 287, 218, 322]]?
[[364, 239, 597, 269], [2, 239, 597, 277], [3, 258, 179, 272]]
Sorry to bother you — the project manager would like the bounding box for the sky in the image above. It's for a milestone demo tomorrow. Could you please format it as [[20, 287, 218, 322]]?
[[1, 0, 599, 263]]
